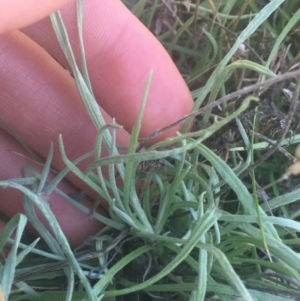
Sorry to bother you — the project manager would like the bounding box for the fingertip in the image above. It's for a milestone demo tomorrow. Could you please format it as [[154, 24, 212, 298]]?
[[22, 0, 194, 144]]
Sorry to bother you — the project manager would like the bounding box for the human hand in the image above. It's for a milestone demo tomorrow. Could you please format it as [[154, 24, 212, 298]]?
[[0, 0, 193, 247]]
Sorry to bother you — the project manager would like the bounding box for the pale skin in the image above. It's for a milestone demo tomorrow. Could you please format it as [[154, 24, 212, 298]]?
[[0, 0, 194, 247]]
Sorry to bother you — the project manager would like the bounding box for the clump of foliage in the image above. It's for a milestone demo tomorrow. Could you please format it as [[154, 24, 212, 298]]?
[[1, 1, 300, 300]]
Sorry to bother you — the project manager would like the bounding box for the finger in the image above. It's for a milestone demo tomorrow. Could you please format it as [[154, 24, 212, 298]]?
[[22, 0, 194, 144], [0, 0, 74, 33], [0, 30, 131, 200], [0, 129, 104, 247]]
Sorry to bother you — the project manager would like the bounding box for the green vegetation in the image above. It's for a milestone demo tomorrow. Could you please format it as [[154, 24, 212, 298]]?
[[1, 0, 300, 300]]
